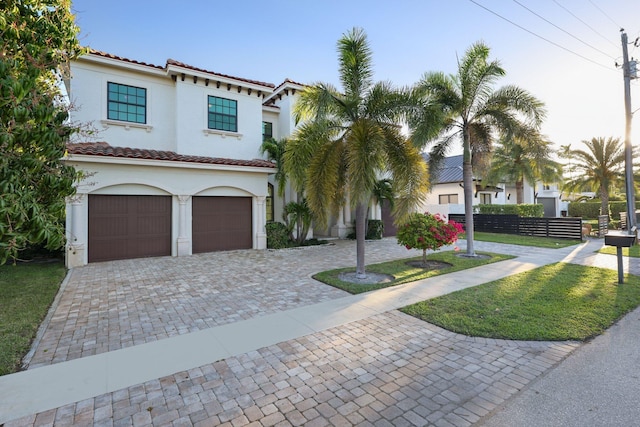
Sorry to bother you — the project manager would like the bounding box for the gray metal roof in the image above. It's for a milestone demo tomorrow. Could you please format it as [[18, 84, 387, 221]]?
[[423, 154, 464, 184]]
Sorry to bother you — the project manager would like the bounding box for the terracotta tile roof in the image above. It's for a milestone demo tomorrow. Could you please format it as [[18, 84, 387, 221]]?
[[88, 49, 165, 70], [273, 78, 307, 92], [87, 50, 276, 89], [66, 142, 276, 169], [166, 59, 275, 89]]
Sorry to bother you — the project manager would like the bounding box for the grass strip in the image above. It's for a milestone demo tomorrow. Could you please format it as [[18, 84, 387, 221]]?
[[0, 262, 65, 375], [469, 232, 582, 248], [313, 250, 512, 294], [402, 262, 640, 341], [598, 245, 640, 258]]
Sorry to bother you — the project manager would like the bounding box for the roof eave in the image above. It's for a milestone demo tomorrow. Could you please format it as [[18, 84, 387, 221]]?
[[77, 53, 166, 76], [63, 154, 276, 174], [165, 64, 275, 93]]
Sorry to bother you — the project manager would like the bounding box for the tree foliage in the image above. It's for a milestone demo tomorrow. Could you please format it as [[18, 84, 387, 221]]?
[[484, 131, 562, 204], [286, 28, 428, 278], [0, 0, 85, 263], [410, 42, 545, 257], [563, 137, 630, 218], [396, 212, 463, 265]]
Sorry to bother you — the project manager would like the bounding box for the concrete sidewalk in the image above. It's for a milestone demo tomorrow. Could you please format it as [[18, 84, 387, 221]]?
[[480, 303, 640, 427], [1, 238, 637, 426]]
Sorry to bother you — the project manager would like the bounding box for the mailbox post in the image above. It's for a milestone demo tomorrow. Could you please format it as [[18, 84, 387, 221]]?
[[604, 231, 637, 284]]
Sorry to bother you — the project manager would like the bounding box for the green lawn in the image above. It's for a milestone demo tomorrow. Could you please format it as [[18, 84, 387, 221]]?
[[598, 244, 640, 258], [0, 262, 65, 375], [313, 250, 513, 294], [402, 262, 640, 341], [469, 232, 582, 248]]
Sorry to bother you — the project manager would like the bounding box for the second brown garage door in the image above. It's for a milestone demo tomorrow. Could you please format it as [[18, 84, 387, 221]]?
[[192, 196, 252, 253]]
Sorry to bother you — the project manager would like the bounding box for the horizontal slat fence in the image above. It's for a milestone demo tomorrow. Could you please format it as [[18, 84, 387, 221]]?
[[449, 214, 582, 240]]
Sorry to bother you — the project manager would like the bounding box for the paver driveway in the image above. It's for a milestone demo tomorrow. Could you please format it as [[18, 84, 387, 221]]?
[[6, 238, 623, 426]]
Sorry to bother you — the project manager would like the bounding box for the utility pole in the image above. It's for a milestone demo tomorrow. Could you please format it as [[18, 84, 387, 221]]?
[[621, 30, 637, 234]]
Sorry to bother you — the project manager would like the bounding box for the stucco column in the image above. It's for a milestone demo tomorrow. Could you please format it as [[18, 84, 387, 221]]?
[[256, 196, 267, 249], [66, 193, 86, 268], [371, 200, 382, 220], [331, 206, 348, 237], [344, 193, 352, 225], [177, 195, 191, 256], [342, 193, 354, 237]]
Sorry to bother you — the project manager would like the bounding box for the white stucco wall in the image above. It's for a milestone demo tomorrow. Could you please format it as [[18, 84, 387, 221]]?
[[174, 81, 265, 159], [272, 92, 300, 138], [70, 59, 176, 151]]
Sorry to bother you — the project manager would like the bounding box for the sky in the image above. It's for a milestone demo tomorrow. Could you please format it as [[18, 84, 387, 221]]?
[[70, 0, 640, 155]]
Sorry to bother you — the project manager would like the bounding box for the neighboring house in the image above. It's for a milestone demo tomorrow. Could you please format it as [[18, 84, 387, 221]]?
[[63, 50, 378, 267], [420, 155, 565, 218]]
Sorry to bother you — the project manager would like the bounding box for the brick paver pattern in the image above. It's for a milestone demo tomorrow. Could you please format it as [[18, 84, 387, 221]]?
[[10, 238, 620, 426], [8, 311, 577, 427]]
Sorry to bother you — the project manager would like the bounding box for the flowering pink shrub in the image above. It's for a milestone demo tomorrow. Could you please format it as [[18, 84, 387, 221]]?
[[397, 212, 464, 265]]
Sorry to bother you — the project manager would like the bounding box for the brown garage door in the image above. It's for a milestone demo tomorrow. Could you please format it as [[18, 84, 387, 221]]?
[[192, 196, 252, 253], [88, 195, 171, 262]]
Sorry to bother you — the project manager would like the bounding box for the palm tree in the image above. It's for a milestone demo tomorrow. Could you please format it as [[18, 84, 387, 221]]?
[[563, 137, 626, 218], [410, 42, 545, 256], [284, 199, 312, 245], [260, 137, 289, 220], [485, 131, 562, 204], [286, 28, 428, 279]]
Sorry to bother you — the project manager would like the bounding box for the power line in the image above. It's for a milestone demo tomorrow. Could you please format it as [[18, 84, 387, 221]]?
[[551, 0, 618, 49], [587, 0, 622, 30], [468, 0, 616, 72], [512, 0, 615, 60]]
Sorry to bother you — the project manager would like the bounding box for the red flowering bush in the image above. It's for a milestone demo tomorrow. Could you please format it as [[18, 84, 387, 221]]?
[[396, 212, 464, 265]]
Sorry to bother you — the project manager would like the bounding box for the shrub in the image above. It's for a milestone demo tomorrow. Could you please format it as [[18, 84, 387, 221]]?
[[346, 219, 384, 240], [476, 204, 543, 217], [301, 238, 329, 246], [397, 212, 464, 265], [610, 201, 640, 219], [266, 222, 291, 249], [515, 204, 545, 217], [366, 220, 384, 240], [568, 202, 604, 219]]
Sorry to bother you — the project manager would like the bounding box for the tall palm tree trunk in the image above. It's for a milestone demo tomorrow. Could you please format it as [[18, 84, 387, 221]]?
[[463, 129, 476, 257], [355, 202, 367, 278], [600, 185, 609, 219], [516, 179, 524, 204]]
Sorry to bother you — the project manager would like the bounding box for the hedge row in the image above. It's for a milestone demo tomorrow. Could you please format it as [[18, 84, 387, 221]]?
[[568, 201, 640, 219], [475, 204, 544, 217]]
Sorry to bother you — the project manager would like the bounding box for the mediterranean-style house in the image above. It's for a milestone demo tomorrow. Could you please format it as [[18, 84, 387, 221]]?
[[63, 50, 385, 267], [419, 155, 567, 218]]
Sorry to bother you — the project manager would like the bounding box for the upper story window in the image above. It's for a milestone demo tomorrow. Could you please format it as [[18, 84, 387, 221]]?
[[262, 121, 273, 141], [208, 96, 237, 132], [107, 82, 147, 124]]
